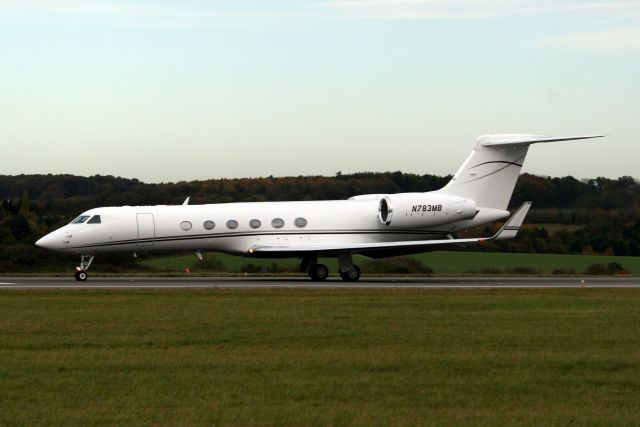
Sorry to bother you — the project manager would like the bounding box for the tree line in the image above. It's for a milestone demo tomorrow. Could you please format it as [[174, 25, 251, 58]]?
[[0, 172, 638, 271]]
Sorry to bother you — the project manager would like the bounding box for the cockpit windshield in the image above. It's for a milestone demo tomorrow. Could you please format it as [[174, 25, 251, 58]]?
[[71, 215, 91, 224], [87, 215, 101, 224]]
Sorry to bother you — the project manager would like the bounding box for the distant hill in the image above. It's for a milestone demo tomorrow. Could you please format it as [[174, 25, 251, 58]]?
[[1, 172, 637, 214]]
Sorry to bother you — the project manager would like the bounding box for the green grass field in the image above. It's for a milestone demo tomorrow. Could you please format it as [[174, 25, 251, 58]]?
[[414, 252, 640, 275], [1, 289, 639, 425], [137, 251, 640, 276]]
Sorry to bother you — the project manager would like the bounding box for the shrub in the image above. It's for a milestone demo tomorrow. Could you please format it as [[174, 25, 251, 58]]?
[[508, 267, 542, 275], [552, 268, 576, 275], [240, 262, 291, 274], [364, 257, 433, 274], [607, 262, 625, 274], [584, 263, 610, 275], [195, 255, 227, 272], [464, 268, 504, 275], [584, 262, 628, 275]]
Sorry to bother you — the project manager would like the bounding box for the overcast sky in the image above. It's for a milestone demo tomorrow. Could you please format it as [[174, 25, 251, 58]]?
[[1, 0, 638, 182]]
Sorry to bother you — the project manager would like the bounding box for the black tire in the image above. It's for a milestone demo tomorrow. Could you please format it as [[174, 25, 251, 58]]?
[[340, 265, 361, 282], [75, 270, 88, 281], [309, 264, 329, 281]]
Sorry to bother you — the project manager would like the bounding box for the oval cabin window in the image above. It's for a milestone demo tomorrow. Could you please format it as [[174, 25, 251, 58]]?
[[180, 221, 192, 231], [249, 219, 261, 229], [271, 218, 285, 229], [203, 220, 215, 230], [226, 220, 238, 229], [294, 217, 307, 228]]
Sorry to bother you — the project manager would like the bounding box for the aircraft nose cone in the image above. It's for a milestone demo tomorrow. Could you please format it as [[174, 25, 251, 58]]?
[[35, 233, 57, 250]]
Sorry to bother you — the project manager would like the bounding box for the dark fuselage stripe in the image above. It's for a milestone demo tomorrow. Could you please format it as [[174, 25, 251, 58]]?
[[69, 229, 448, 249]]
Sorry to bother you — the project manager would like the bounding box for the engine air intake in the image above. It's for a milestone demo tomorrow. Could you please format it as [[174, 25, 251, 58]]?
[[378, 197, 392, 225]]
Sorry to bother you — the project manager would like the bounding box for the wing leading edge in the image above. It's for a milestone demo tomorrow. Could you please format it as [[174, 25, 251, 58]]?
[[248, 202, 532, 255]]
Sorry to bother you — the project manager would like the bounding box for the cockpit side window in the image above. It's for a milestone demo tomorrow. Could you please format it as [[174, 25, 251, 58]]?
[[87, 215, 101, 224], [71, 215, 90, 224]]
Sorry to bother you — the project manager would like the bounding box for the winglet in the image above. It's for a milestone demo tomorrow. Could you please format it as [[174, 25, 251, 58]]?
[[491, 202, 532, 241]]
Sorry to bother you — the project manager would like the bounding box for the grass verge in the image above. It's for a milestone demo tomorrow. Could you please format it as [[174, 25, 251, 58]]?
[[1, 289, 639, 425]]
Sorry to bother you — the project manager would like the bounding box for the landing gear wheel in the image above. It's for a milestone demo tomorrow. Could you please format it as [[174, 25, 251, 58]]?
[[74, 254, 94, 281], [309, 264, 329, 281], [340, 265, 361, 282]]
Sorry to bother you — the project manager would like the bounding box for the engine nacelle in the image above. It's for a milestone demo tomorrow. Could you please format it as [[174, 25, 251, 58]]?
[[378, 193, 477, 228]]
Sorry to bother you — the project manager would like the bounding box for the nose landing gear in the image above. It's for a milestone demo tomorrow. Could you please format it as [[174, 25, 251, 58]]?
[[74, 255, 94, 281]]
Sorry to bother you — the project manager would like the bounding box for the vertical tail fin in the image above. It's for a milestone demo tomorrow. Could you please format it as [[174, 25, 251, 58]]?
[[438, 134, 603, 210]]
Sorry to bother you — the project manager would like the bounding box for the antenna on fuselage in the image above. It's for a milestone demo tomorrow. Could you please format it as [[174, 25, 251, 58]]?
[[182, 197, 190, 205]]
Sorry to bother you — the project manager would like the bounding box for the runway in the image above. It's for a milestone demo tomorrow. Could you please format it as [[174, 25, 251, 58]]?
[[0, 276, 638, 289]]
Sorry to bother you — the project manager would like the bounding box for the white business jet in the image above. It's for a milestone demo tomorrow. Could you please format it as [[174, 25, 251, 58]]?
[[36, 134, 602, 281]]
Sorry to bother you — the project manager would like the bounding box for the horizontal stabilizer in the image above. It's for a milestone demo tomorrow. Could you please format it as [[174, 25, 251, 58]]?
[[248, 202, 532, 255], [479, 134, 603, 147]]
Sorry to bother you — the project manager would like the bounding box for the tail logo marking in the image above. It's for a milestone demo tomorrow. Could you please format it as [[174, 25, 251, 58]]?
[[470, 160, 524, 169]]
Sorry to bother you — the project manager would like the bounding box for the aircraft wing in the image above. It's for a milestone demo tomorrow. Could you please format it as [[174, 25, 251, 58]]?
[[248, 202, 531, 255]]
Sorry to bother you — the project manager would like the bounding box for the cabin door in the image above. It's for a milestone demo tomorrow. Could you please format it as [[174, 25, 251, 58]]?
[[136, 213, 155, 246]]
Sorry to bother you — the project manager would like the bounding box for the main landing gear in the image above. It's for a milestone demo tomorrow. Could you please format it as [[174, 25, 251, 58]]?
[[338, 252, 361, 282], [340, 265, 361, 282], [300, 253, 361, 282], [74, 254, 94, 281], [308, 263, 329, 281]]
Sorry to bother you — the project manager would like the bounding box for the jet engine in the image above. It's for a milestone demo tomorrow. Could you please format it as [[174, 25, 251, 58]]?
[[378, 193, 477, 228]]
